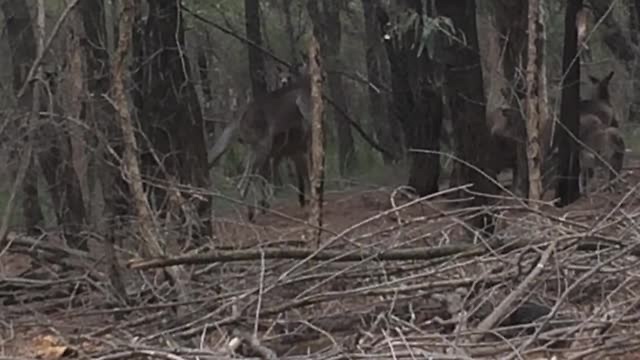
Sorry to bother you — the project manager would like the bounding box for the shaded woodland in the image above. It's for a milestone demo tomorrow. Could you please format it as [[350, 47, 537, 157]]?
[[2, 0, 640, 359]]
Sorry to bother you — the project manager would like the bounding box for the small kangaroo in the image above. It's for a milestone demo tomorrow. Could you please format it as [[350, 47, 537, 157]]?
[[578, 114, 625, 194], [209, 62, 311, 221]]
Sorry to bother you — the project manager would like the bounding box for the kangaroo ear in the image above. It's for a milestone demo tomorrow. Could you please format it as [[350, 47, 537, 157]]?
[[588, 75, 599, 84]]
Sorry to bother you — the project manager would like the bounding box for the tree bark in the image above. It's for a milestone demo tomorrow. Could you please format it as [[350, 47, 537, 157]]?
[[436, 0, 497, 233], [112, 0, 187, 295], [362, 0, 401, 164], [308, 0, 356, 175], [525, 0, 542, 204], [556, 0, 583, 206], [133, 0, 210, 230], [307, 34, 325, 245], [282, 0, 297, 61], [628, 0, 640, 123], [1, 0, 43, 233], [378, 1, 442, 196], [245, 0, 268, 97], [494, 0, 529, 198]]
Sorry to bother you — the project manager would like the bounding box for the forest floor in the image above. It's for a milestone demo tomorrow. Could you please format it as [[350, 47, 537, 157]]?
[[3, 159, 640, 359]]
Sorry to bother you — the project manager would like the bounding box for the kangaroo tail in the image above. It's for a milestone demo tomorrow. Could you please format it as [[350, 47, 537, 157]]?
[[208, 119, 240, 169]]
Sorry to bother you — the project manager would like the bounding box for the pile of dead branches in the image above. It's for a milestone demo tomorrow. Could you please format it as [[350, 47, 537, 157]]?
[[2, 186, 640, 360]]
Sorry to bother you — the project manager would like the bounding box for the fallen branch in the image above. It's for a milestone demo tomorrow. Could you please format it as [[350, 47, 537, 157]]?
[[127, 243, 483, 270]]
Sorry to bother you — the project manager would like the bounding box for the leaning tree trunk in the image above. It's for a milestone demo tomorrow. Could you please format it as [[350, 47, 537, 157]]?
[[245, 0, 267, 97], [362, 0, 402, 164], [113, 0, 188, 298], [1, 0, 43, 233], [556, 0, 583, 206], [437, 0, 497, 234], [308, 0, 357, 175], [378, 2, 442, 196]]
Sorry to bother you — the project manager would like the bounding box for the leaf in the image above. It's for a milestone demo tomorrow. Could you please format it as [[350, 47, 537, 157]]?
[[33, 335, 76, 360]]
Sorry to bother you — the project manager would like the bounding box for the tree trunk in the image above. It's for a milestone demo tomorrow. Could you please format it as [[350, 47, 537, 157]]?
[[378, 2, 442, 196], [1, 0, 43, 233], [282, 0, 297, 61], [307, 34, 325, 245], [245, 0, 268, 97], [628, 0, 640, 123], [525, 0, 542, 203], [556, 0, 583, 206], [308, 0, 356, 175], [113, 0, 187, 294], [494, 0, 529, 198], [362, 0, 401, 164], [437, 0, 497, 233], [133, 0, 210, 228], [197, 38, 215, 138]]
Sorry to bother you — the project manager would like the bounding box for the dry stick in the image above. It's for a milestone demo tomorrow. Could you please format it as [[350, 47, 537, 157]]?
[[507, 241, 640, 360], [307, 33, 325, 245], [472, 238, 557, 343], [111, 0, 187, 294], [128, 244, 475, 270]]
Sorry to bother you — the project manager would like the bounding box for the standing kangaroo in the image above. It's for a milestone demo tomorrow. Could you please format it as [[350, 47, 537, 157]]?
[[209, 63, 311, 221], [578, 114, 625, 194], [488, 71, 623, 194]]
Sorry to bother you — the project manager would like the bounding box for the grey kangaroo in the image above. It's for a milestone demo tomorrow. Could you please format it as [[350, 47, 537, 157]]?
[[580, 71, 618, 128], [209, 63, 311, 221], [488, 70, 623, 194], [578, 114, 625, 194]]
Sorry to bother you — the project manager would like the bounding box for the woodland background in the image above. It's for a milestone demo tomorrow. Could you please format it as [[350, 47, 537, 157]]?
[[2, 0, 640, 359]]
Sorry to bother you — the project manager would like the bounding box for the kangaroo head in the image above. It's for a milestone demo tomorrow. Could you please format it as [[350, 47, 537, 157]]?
[[588, 70, 614, 102]]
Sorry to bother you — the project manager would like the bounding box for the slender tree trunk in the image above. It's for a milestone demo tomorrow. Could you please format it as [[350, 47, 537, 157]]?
[[245, 0, 267, 97], [362, 0, 400, 164], [525, 0, 542, 204], [307, 34, 325, 245], [437, 0, 496, 233], [556, 0, 583, 206], [113, 0, 187, 295], [308, 0, 356, 175]]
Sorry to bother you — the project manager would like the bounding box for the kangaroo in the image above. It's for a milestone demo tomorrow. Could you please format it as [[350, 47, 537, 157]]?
[[578, 114, 625, 194], [581, 70, 618, 128], [209, 63, 311, 221], [488, 70, 621, 194]]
